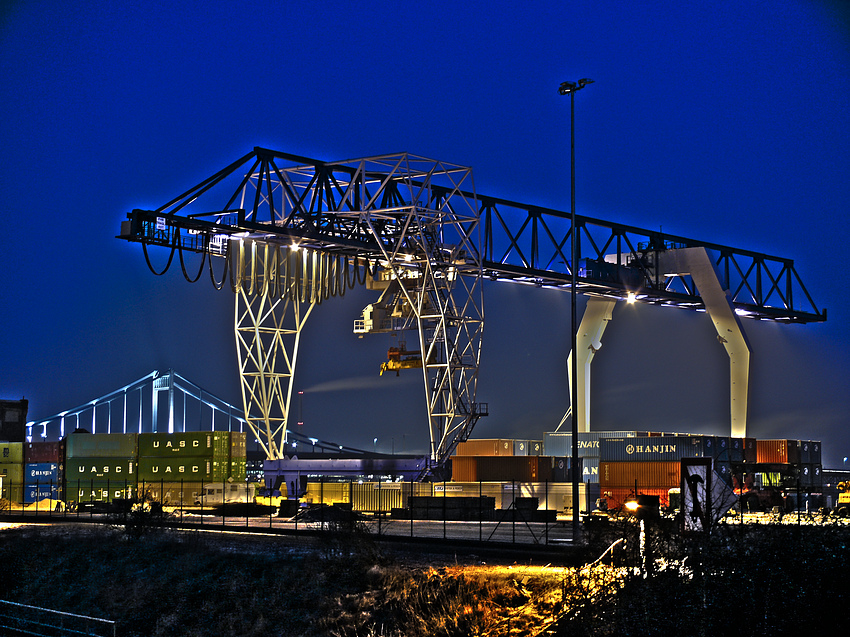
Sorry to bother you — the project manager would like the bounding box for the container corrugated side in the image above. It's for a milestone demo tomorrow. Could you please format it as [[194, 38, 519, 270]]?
[[450, 456, 551, 482], [0, 442, 24, 464], [24, 441, 60, 463], [25, 462, 60, 483], [24, 484, 62, 504], [599, 461, 681, 488], [729, 438, 745, 462], [743, 437, 757, 463], [451, 456, 478, 482], [0, 463, 24, 485], [136, 481, 205, 505], [600, 436, 702, 462], [66, 482, 137, 503], [454, 439, 514, 456], [550, 457, 582, 482], [230, 432, 247, 458], [137, 457, 223, 482], [64, 433, 138, 459], [513, 440, 530, 456], [64, 458, 137, 481], [138, 432, 230, 459], [528, 441, 543, 456], [543, 432, 635, 458], [756, 439, 789, 464], [581, 458, 599, 483]]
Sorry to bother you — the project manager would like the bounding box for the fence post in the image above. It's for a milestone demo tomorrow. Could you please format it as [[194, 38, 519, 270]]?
[[442, 480, 447, 540], [479, 480, 483, 542]]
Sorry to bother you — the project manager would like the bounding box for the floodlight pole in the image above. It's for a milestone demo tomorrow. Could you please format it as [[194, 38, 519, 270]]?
[[559, 78, 593, 542]]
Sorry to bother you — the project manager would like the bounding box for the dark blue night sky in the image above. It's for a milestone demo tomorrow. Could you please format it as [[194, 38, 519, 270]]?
[[2, 2, 849, 466]]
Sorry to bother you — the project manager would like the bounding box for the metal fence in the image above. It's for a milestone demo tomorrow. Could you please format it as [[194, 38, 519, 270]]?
[[1, 477, 594, 546]]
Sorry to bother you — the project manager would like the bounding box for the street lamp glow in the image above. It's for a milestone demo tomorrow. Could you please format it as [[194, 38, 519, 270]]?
[[627, 291, 637, 304]]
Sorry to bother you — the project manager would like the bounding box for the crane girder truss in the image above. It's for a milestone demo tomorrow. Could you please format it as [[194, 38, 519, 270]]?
[[120, 148, 485, 467], [119, 147, 826, 468], [479, 194, 825, 323]]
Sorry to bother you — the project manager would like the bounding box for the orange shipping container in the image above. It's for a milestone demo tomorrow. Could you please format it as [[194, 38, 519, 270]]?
[[599, 461, 681, 488], [756, 439, 788, 464], [451, 456, 551, 482], [454, 439, 514, 457]]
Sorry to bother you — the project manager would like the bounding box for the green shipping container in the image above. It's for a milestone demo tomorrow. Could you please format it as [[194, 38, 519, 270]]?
[[1, 442, 24, 464], [230, 432, 247, 459], [64, 458, 137, 481], [64, 433, 138, 459], [67, 482, 137, 503], [230, 458, 247, 481], [138, 432, 230, 459], [138, 457, 228, 482], [0, 462, 24, 486]]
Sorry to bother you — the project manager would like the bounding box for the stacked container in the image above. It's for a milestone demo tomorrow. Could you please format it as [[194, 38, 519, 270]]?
[[451, 456, 556, 483], [598, 435, 705, 509], [25, 441, 62, 502], [543, 431, 641, 483], [455, 439, 514, 456], [64, 433, 138, 504], [0, 442, 23, 503]]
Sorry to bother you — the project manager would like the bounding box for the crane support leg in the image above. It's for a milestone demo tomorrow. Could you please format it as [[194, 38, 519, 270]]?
[[656, 247, 751, 438], [559, 296, 617, 433]]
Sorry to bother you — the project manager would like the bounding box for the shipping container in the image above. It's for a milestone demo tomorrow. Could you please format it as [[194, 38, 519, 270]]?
[[513, 440, 530, 456], [696, 436, 731, 459], [454, 439, 514, 456], [66, 482, 137, 504], [0, 462, 24, 485], [24, 484, 62, 504], [24, 441, 60, 463], [230, 432, 247, 458], [543, 431, 642, 458], [600, 487, 671, 511], [581, 457, 599, 483], [64, 433, 138, 459], [64, 458, 136, 481], [0, 442, 24, 464], [550, 457, 582, 482], [138, 432, 229, 459], [137, 457, 226, 482], [800, 441, 823, 465], [137, 481, 205, 506], [1, 484, 23, 503], [25, 462, 60, 483], [743, 437, 757, 463], [451, 456, 553, 482], [600, 461, 681, 488], [714, 461, 733, 487], [756, 439, 803, 464], [600, 436, 702, 462], [729, 438, 744, 462], [528, 440, 543, 456], [229, 458, 247, 481]]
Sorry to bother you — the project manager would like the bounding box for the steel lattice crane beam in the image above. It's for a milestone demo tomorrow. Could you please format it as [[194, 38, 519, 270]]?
[[118, 147, 826, 469]]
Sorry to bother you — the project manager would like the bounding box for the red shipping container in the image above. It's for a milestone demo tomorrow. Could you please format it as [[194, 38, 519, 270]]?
[[600, 487, 671, 510], [599, 461, 681, 488], [24, 441, 61, 463]]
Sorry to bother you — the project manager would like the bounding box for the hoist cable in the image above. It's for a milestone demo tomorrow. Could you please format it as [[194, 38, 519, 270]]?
[[177, 230, 207, 283], [208, 240, 229, 291], [142, 228, 177, 276]]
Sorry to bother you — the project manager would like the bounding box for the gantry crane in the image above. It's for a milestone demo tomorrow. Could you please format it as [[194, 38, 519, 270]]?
[[119, 147, 825, 478]]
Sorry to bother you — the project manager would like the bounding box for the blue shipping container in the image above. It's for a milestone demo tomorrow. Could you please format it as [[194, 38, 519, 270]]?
[[24, 484, 61, 503], [543, 432, 641, 458], [25, 463, 60, 483], [600, 436, 703, 462]]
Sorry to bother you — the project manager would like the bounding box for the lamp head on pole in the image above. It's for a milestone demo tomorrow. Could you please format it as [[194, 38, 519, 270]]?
[[558, 78, 594, 95]]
